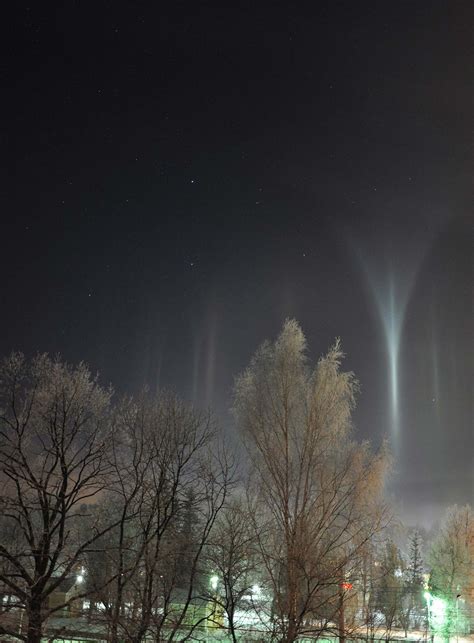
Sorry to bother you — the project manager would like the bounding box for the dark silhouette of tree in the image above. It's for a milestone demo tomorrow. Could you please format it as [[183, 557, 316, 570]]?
[[0, 353, 117, 643], [375, 541, 405, 637]]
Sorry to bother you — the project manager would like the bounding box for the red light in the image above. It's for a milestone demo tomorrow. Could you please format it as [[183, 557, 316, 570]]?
[[341, 582, 353, 590]]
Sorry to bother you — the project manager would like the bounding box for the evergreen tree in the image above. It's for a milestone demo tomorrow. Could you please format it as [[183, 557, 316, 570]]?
[[406, 530, 425, 628]]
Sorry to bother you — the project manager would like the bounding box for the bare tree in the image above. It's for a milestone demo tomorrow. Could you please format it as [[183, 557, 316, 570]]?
[[204, 497, 261, 642], [233, 320, 390, 643], [375, 540, 405, 639], [87, 391, 234, 643], [358, 538, 384, 640], [84, 393, 156, 643], [0, 352, 117, 643], [428, 504, 473, 639]]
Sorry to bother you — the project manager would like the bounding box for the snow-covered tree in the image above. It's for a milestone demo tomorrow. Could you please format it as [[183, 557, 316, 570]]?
[[405, 530, 425, 630], [233, 320, 391, 643], [89, 392, 233, 643], [0, 353, 115, 643]]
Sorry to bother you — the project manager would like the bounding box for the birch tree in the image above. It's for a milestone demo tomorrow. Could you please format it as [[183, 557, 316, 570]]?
[[233, 320, 390, 643]]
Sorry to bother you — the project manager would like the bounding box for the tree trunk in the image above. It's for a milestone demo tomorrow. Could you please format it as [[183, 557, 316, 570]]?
[[285, 618, 298, 643], [228, 603, 238, 643], [338, 587, 346, 643], [26, 598, 43, 643], [109, 615, 119, 643], [284, 589, 298, 643]]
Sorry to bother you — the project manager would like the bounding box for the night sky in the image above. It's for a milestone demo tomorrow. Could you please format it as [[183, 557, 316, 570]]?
[[2, 2, 472, 526]]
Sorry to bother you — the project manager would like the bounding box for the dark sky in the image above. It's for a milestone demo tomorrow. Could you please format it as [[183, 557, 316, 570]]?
[[2, 2, 472, 526]]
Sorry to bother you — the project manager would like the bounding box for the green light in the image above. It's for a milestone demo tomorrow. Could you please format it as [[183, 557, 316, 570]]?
[[430, 596, 447, 626], [425, 592, 448, 632]]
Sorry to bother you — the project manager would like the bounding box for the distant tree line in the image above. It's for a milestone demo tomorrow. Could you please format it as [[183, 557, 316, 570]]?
[[0, 320, 472, 643]]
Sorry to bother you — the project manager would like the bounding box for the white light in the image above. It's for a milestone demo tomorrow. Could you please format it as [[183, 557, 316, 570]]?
[[76, 574, 84, 584], [210, 575, 219, 591], [251, 584, 261, 596]]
